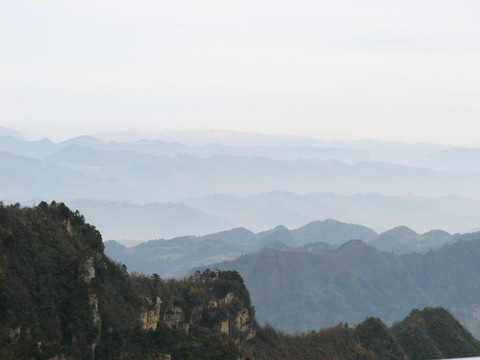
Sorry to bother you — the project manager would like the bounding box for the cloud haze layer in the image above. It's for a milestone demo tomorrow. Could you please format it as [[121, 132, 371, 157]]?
[[1, 0, 479, 144]]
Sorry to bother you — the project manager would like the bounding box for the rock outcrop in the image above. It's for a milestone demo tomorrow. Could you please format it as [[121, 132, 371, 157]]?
[[140, 296, 162, 331], [82, 256, 96, 283], [136, 270, 256, 340]]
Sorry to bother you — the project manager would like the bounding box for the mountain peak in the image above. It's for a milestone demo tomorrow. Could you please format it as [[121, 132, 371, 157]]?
[[291, 219, 378, 245], [336, 238, 370, 251], [381, 225, 418, 238]]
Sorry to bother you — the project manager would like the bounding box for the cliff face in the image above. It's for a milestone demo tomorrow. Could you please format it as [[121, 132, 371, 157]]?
[[0, 202, 109, 360], [138, 271, 256, 341], [0, 202, 254, 360]]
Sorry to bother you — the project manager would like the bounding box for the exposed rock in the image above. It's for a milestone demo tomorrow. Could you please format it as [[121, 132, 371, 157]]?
[[140, 296, 162, 331], [88, 293, 101, 358], [82, 257, 95, 283], [63, 219, 74, 236], [219, 292, 235, 305], [235, 308, 255, 340], [220, 318, 230, 335], [88, 294, 101, 327]]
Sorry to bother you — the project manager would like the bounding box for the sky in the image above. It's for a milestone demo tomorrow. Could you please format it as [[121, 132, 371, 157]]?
[[1, 0, 479, 145]]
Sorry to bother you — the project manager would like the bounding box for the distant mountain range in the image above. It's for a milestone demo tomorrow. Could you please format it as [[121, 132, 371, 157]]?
[[104, 219, 380, 278], [104, 218, 473, 279], [2, 129, 480, 238], [65, 199, 232, 240], [28, 192, 480, 240], [31, 144, 480, 200], [6, 129, 479, 170]]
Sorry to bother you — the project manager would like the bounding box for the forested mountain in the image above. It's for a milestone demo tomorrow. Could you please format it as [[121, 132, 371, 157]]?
[[207, 237, 480, 337], [1, 202, 480, 360], [251, 307, 480, 360]]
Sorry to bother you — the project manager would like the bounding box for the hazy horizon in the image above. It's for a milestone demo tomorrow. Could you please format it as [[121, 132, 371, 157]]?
[[1, 1, 480, 146], [0, 125, 474, 149]]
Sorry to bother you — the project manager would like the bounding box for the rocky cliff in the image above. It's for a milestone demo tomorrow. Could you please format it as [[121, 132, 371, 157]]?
[[0, 202, 254, 359]]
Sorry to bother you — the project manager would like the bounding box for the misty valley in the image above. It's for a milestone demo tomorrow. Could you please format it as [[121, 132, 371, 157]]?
[[1, 128, 480, 359]]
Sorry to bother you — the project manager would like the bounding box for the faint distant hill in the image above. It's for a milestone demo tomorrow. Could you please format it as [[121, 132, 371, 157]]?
[[94, 129, 445, 162], [66, 199, 232, 240], [0, 151, 129, 202], [1, 132, 371, 162], [44, 144, 158, 167], [196, 227, 256, 243], [184, 191, 480, 235], [5, 139, 480, 202], [105, 236, 249, 278], [291, 219, 378, 245], [0, 126, 25, 140], [40, 190, 480, 243], [0, 136, 58, 159], [206, 237, 480, 337], [255, 225, 297, 248], [370, 226, 452, 254], [417, 147, 480, 172], [16, 190, 480, 242]]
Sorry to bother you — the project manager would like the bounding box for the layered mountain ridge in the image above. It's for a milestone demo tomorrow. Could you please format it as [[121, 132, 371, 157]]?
[[105, 218, 469, 279], [2, 131, 480, 239]]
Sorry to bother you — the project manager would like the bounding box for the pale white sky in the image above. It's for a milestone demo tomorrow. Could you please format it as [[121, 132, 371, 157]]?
[[1, 0, 479, 145]]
